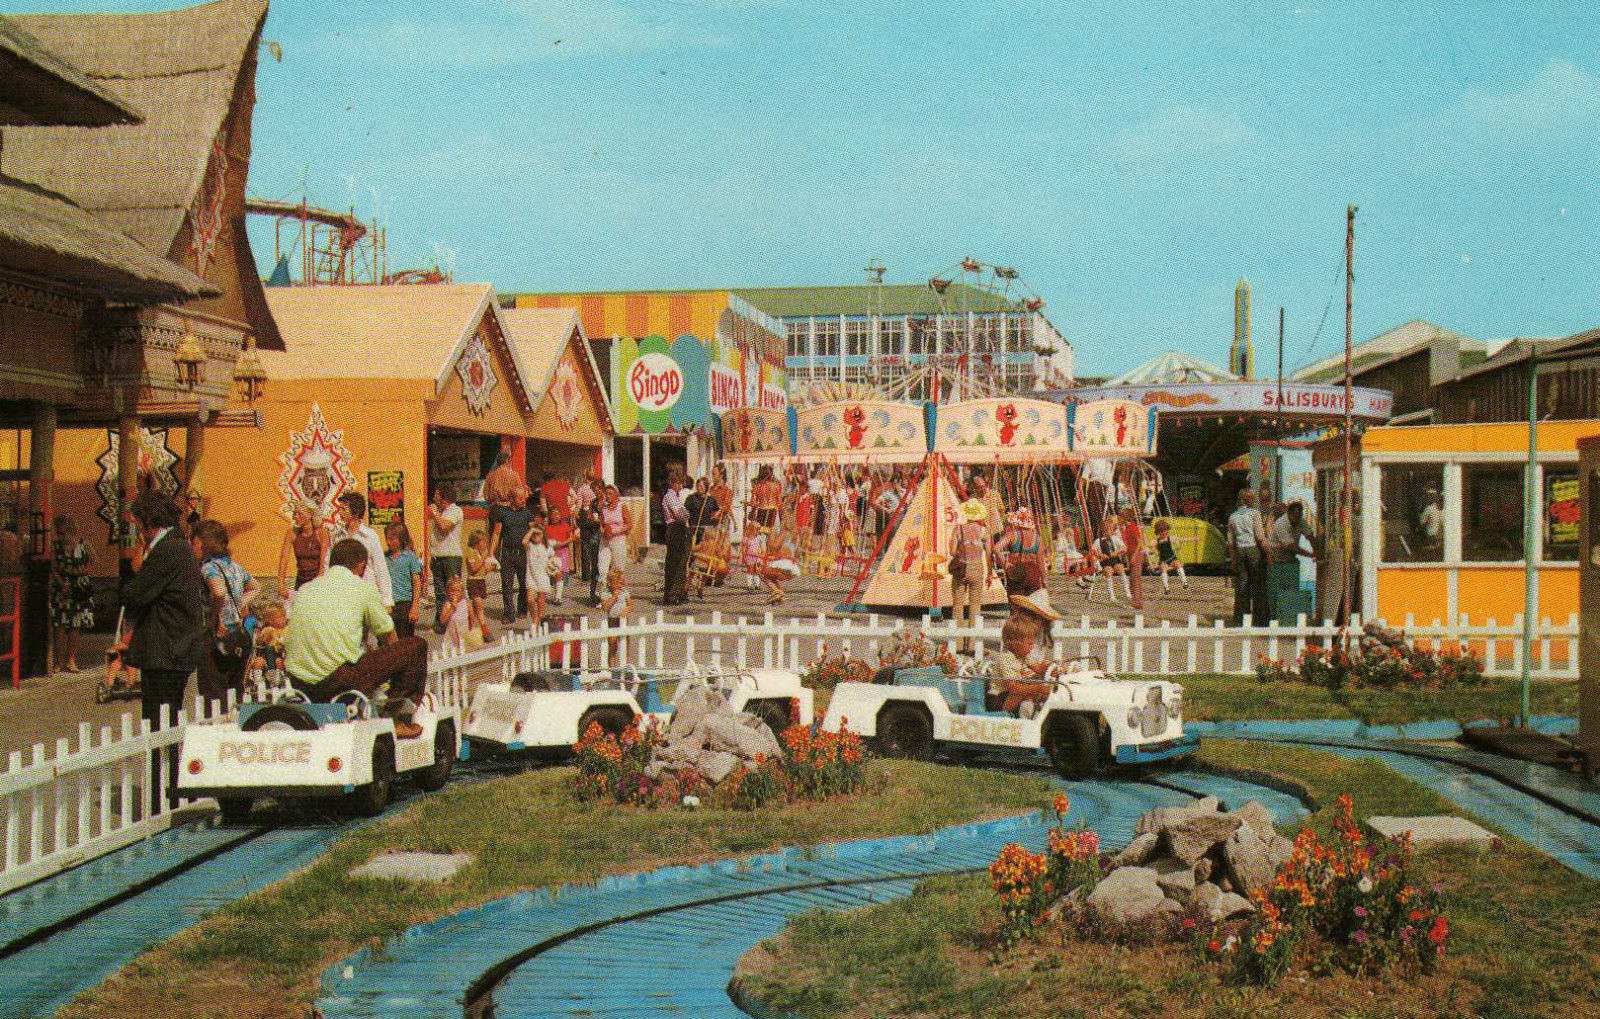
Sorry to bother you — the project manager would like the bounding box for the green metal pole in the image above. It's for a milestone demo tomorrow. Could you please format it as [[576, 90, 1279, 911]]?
[[1522, 351, 1537, 727]]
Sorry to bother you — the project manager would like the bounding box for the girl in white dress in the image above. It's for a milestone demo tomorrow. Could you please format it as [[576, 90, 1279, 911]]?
[[524, 525, 554, 630]]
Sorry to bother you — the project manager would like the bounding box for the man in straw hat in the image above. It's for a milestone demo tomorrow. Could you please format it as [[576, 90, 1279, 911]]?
[[949, 497, 991, 652]]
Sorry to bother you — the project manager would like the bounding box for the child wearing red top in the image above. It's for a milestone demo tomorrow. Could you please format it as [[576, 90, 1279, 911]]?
[[1119, 508, 1146, 610], [546, 508, 573, 605]]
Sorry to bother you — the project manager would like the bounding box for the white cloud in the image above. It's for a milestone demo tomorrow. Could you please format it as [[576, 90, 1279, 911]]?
[[1452, 58, 1600, 132], [1109, 105, 1259, 161], [301, 2, 730, 69]]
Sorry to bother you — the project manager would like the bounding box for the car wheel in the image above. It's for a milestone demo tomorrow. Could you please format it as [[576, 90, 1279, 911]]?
[[350, 738, 395, 816], [242, 703, 319, 732], [216, 797, 253, 824], [875, 704, 932, 760], [415, 722, 456, 791], [1044, 714, 1101, 780], [578, 706, 631, 743], [750, 700, 792, 741]]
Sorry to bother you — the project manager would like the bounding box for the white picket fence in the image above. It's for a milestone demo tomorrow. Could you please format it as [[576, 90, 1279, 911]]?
[[0, 692, 238, 897], [0, 610, 1576, 898], [429, 610, 1582, 684]]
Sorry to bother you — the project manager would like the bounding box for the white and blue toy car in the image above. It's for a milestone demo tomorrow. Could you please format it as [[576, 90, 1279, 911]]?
[[463, 667, 813, 756], [177, 684, 462, 822], [820, 657, 1196, 778]]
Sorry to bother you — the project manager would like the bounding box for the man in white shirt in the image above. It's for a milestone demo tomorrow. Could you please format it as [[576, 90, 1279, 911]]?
[[1418, 489, 1443, 551], [332, 491, 393, 609], [1266, 500, 1321, 623], [425, 484, 463, 631], [1226, 490, 1268, 625], [660, 469, 691, 605]]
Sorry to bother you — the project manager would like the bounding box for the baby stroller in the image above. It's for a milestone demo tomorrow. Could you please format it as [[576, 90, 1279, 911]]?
[[687, 530, 731, 599], [94, 608, 140, 703]]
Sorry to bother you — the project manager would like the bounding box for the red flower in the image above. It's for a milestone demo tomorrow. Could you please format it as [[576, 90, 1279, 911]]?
[[1429, 916, 1448, 944]]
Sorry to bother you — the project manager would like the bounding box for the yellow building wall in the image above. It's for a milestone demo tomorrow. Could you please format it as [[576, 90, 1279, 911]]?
[[1363, 420, 1600, 455], [53, 425, 191, 578], [1376, 569, 1448, 625], [529, 341, 607, 448], [1375, 566, 1578, 629], [204, 379, 430, 582]]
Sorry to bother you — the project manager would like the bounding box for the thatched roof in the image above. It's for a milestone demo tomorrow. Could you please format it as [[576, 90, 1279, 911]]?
[[0, 0, 269, 255], [0, 16, 141, 126], [0, 173, 216, 302]]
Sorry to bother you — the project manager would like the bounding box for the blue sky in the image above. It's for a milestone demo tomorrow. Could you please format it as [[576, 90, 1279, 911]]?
[[12, 1, 1598, 374]]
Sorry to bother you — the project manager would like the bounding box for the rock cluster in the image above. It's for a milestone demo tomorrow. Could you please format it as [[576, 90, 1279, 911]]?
[[1078, 797, 1294, 929], [644, 686, 782, 784]]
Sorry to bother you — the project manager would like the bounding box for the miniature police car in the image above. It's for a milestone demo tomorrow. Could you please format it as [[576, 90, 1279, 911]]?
[[462, 666, 813, 756], [820, 657, 1196, 778], [177, 684, 462, 821]]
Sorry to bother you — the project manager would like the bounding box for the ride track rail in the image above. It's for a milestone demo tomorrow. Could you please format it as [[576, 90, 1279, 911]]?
[[0, 723, 1594, 1018], [442, 773, 1293, 1019]]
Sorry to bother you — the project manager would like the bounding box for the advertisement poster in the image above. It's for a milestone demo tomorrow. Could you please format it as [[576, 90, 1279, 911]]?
[[368, 471, 404, 528], [1546, 473, 1579, 557], [1177, 481, 1206, 518]]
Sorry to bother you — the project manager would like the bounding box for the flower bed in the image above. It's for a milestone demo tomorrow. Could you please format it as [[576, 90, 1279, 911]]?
[[981, 792, 1451, 989], [573, 713, 871, 811], [1256, 636, 1487, 690], [1198, 793, 1449, 985], [803, 630, 959, 691]]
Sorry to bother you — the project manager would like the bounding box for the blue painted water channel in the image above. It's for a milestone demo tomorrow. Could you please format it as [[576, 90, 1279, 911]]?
[[0, 718, 1593, 1019], [320, 772, 1309, 1019]]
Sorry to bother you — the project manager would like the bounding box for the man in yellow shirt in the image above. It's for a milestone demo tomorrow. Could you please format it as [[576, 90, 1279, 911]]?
[[284, 539, 428, 739]]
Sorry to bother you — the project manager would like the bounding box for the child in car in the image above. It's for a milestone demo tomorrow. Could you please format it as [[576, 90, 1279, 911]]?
[[989, 615, 1053, 718]]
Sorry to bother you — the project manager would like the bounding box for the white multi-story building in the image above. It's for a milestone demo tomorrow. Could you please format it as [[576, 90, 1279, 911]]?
[[737, 284, 1073, 398]]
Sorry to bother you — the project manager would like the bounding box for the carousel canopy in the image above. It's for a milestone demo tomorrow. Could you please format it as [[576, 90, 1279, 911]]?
[[1106, 350, 1238, 386]]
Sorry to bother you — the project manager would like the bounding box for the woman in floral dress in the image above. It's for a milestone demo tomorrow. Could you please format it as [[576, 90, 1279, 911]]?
[[50, 515, 95, 672]]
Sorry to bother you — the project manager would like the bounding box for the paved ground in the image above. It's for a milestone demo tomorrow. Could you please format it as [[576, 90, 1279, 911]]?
[[0, 550, 1233, 759]]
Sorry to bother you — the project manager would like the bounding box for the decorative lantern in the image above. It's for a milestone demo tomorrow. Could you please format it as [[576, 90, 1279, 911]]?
[[232, 336, 267, 404], [172, 321, 205, 390]]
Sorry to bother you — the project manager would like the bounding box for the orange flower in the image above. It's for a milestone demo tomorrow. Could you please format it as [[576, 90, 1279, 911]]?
[[1052, 792, 1070, 817]]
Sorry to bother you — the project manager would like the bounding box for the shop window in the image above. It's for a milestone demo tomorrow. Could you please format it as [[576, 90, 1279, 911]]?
[[1379, 464, 1443, 562], [1462, 464, 1523, 562], [814, 320, 839, 358], [877, 318, 904, 359], [786, 321, 810, 359], [845, 319, 870, 357], [1543, 467, 1580, 562]]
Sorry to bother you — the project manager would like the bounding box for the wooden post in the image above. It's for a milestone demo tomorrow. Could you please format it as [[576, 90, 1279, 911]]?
[[1340, 206, 1357, 629], [183, 415, 205, 500]]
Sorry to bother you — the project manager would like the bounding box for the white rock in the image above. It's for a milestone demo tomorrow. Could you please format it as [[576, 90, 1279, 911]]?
[[348, 851, 473, 883], [1366, 815, 1496, 849]]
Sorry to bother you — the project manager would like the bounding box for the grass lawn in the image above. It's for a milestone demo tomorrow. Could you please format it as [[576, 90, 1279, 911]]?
[[1168, 676, 1577, 725], [57, 760, 1050, 1019], [735, 739, 1600, 1019]]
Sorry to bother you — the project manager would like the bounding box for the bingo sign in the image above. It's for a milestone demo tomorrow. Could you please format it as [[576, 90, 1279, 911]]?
[[614, 334, 711, 434], [630, 352, 683, 413], [367, 471, 404, 528], [1068, 398, 1158, 457]]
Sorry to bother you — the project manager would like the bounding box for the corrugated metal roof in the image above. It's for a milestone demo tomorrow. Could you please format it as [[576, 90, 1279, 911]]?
[[735, 283, 1024, 318]]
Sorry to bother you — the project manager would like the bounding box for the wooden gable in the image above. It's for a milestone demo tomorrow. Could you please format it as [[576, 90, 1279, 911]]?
[[529, 327, 607, 446]]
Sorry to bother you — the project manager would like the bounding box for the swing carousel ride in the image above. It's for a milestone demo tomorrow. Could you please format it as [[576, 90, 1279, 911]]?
[[721, 264, 1159, 615]]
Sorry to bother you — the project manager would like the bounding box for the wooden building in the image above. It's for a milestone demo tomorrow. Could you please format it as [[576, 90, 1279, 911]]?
[[0, 1, 278, 671]]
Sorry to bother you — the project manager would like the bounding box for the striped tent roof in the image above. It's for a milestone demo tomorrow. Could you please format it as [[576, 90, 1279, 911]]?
[[1105, 351, 1238, 386]]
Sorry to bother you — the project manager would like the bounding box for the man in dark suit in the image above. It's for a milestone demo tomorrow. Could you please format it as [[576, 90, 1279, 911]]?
[[120, 491, 207, 813]]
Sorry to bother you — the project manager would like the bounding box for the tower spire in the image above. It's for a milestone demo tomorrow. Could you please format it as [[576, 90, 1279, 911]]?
[[1231, 278, 1253, 379]]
